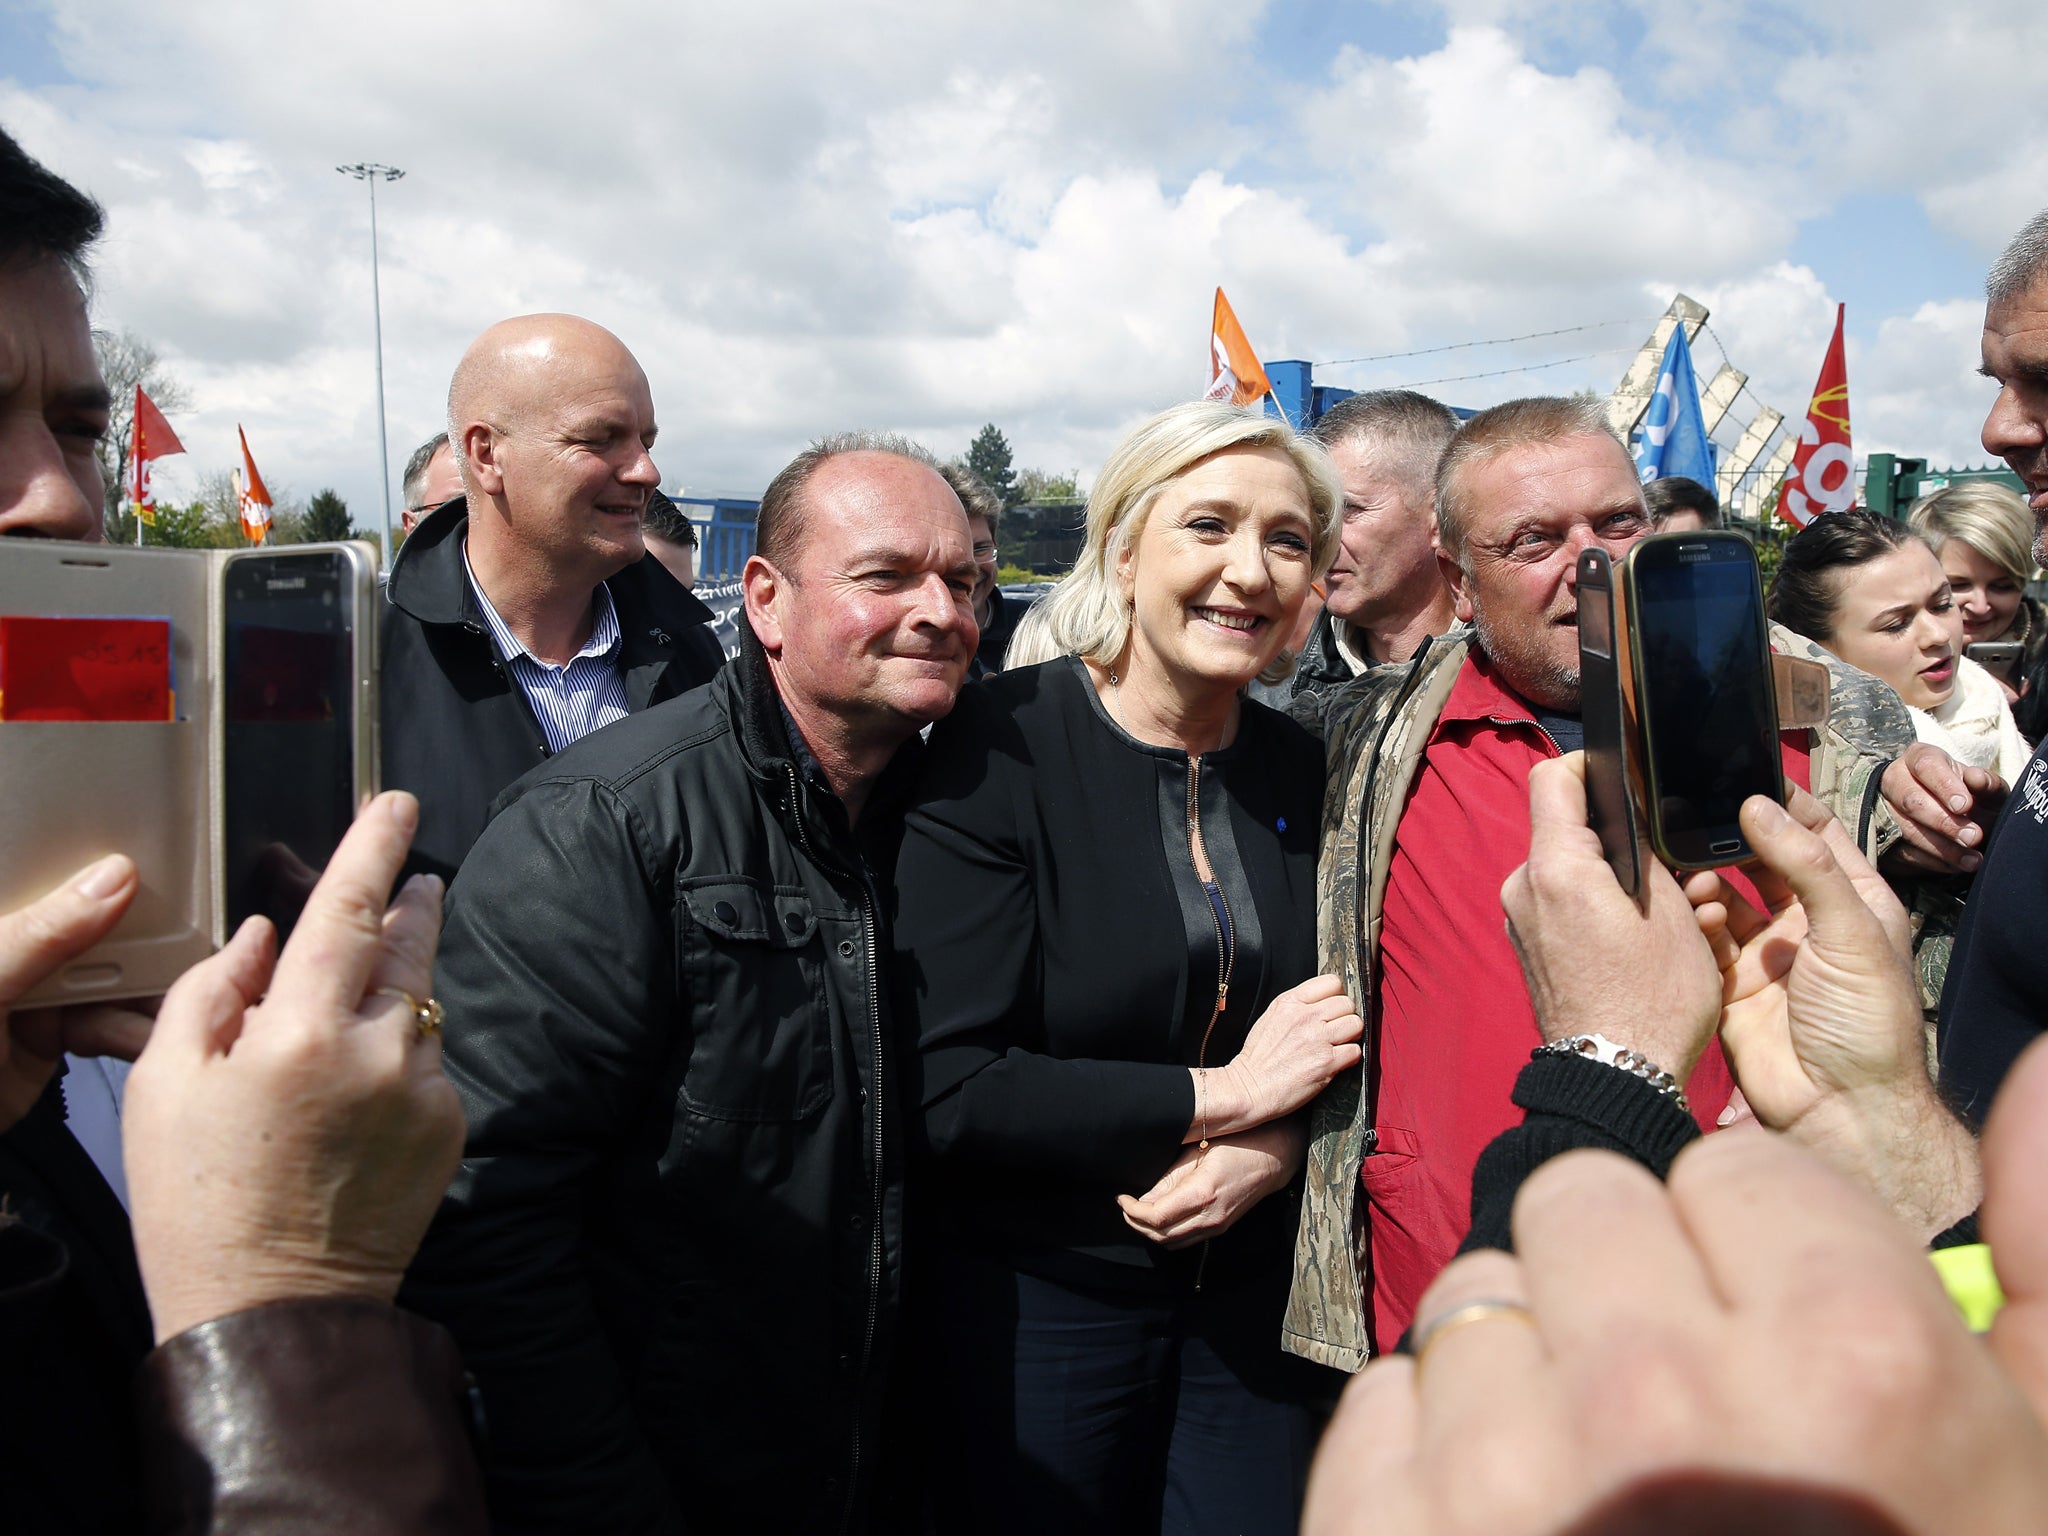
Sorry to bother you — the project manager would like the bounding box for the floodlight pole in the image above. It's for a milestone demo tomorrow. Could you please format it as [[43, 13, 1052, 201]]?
[[336, 162, 405, 567]]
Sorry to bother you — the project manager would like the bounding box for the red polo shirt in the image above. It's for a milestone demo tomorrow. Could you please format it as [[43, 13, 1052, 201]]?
[[1367, 649, 1791, 1350]]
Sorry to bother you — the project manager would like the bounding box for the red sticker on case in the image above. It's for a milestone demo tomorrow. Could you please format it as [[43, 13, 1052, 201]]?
[[0, 615, 174, 721]]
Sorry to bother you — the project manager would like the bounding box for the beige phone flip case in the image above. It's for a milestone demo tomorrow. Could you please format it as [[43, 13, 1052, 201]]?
[[0, 540, 378, 1008]]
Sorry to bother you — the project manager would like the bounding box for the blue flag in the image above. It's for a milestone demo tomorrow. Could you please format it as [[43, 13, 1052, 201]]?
[[1634, 325, 1715, 488]]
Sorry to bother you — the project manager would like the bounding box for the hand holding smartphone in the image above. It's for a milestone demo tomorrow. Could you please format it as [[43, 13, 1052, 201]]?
[[0, 541, 378, 1006]]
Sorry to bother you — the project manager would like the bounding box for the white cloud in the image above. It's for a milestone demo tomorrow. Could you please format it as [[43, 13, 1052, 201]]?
[[1300, 26, 1795, 288], [2, 0, 2027, 539]]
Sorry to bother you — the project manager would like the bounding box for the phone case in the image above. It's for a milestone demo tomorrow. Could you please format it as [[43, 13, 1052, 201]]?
[[1620, 532, 1784, 872], [1576, 548, 1643, 898], [0, 541, 379, 1007]]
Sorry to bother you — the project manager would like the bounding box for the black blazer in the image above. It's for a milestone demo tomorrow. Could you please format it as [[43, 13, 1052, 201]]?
[[894, 656, 1325, 1277], [379, 501, 726, 885]]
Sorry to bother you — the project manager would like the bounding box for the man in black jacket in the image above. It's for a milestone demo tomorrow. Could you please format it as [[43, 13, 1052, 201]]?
[[380, 313, 724, 884], [402, 432, 980, 1534]]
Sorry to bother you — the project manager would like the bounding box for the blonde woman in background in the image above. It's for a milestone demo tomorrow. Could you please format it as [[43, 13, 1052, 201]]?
[[1909, 480, 2045, 737]]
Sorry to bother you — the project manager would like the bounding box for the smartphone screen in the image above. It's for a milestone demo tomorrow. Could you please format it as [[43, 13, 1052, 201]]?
[[222, 551, 356, 942], [1628, 533, 1782, 868]]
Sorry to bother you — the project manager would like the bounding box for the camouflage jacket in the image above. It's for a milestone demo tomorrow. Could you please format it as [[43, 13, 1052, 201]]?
[[1280, 623, 1917, 1371]]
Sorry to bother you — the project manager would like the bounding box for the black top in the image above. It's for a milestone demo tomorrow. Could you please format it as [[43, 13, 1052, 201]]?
[[895, 656, 1325, 1280], [1938, 738, 2048, 1125], [0, 1077, 154, 1534]]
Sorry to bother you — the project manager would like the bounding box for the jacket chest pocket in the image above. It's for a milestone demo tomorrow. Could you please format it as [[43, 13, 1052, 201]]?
[[676, 878, 833, 1122]]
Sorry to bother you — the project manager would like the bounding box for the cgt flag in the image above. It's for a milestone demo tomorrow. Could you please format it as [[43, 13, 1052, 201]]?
[[234, 427, 274, 544], [1780, 304, 1854, 528], [126, 386, 186, 529], [1202, 288, 1273, 408], [1633, 323, 1715, 489]]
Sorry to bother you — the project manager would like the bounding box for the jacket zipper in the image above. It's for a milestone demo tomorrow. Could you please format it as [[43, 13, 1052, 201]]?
[[1485, 714, 1562, 757], [785, 764, 884, 1536], [1187, 754, 1234, 1098], [1187, 753, 1232, 1293]]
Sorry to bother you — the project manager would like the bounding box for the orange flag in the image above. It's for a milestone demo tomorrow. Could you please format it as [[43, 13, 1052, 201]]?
[[1203, 288, 1273, 408], [235, 427, 274, 544], [1780, 304, 1854, 528], [126, 386, 186, 527]]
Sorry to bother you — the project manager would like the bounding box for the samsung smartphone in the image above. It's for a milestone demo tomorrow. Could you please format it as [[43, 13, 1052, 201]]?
[[1575, 548, 1642, 896], [1619, 531, 1783, 870], [219, 547, 378, 944], [0, 540, 377, 1006]]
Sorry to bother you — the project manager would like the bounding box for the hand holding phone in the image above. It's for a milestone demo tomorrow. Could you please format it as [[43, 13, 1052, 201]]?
[[0, 541, 378, 1007]]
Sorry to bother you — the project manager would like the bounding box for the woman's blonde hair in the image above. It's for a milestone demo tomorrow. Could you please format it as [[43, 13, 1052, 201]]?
[[1907, 480, 2038, 588], [1033, 400, 1342, 686]]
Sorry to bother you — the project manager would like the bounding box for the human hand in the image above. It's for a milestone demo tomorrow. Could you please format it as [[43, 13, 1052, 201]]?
[[1880, 742, 2003, 875], [1212, 975, 1361, 1131], [1499, 753, 1723, 1081], [123, 792, 466, 1345], [1304, 1130, 2048, 1536], [1117, 1117, 1305, 1248], [1984, 1034, 2048, 1429], [0, 854, 141, 1132], [1687, 788, 1978, 1240]]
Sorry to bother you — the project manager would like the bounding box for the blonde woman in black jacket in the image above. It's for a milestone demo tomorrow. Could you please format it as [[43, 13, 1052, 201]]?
[[896, 401, 1359, 1536]]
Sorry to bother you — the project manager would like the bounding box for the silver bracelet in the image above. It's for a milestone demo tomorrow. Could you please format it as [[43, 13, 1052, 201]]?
[[1533, 1033, 1691, 1115]]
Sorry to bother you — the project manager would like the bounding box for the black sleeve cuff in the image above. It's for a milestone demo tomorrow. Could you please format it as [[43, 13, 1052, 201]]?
[[1459, 1052, 1703, 1257], [1930, 1210, 1982, 1250]]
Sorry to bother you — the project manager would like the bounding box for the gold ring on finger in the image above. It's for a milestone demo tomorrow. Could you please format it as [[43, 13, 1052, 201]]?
[[372, 986, 446, 1040], [1410, 1297, 1536, 1383]]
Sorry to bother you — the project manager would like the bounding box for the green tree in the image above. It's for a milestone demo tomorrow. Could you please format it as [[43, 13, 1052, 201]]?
[[302, 488, 354, 543], [145, 499, 237, 549], [966, 424, 1018, 507]]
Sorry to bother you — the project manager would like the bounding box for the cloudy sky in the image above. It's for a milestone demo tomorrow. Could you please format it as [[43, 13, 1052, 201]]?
[[6, 0, 2043, 545]]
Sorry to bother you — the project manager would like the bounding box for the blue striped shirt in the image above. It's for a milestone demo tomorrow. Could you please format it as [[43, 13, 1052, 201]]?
[[462, 542, 630, 754]]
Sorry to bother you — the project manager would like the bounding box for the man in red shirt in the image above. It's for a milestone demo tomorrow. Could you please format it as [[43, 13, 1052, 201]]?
[[1280, 396, 1925, 1371]]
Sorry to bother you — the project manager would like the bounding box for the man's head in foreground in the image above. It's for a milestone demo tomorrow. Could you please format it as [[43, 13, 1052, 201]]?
[[0, 126, 110, 540], [1435, 395, 1651, 712], [642, 490, 699, 590], [401, 432, 462, 533], [744, 434, 978, 754], [1309, 390, 1460, 631], [1982, 208, 2048, 566], [446, 314, 657, 589]]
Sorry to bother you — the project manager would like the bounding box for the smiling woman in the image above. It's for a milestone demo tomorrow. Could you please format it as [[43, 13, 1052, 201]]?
[[894, 401, 1356, 1535]]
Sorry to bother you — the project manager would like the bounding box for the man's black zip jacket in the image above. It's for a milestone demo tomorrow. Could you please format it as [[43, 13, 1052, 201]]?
[[401, 625, 920, 1535]]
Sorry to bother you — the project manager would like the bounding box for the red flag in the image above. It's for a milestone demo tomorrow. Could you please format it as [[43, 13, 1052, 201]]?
[[126, 386, 186, 528], [1779, 304, 1854, 528], [235, 426, 274, 544], [1202, 288, 1273, 408]]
